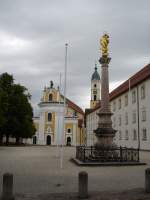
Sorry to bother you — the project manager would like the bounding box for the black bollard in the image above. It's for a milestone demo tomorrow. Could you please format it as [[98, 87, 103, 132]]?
[[145, 168, 150, 193], [1, 173, 15, 200], [78, 171, 88, 199]]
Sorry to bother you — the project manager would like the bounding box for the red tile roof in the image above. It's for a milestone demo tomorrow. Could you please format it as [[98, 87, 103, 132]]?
[[110, 63, 150, 100], [66, 98, 84, 115]]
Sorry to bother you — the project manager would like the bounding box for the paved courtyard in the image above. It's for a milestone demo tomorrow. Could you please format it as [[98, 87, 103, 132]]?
[[0, 146, 149, 195]]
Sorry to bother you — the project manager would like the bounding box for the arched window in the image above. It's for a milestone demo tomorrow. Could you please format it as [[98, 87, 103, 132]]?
[[68, 128, 71, 133], [49, 94, 53, 101], [94, 84, 97, 88], [94, 95, 97, 101], [47, 135, 51, 145], [67, 137, 71, 146], [48, 113, 52, 121]]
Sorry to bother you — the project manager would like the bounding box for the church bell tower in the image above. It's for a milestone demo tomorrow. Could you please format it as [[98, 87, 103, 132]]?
[[90, 64, 101, 109]]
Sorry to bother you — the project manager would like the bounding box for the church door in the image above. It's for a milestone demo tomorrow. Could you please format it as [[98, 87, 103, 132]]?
[[47, 135, 51, 145]]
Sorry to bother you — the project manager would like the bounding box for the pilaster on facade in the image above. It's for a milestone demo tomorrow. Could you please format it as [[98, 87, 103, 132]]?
[[38, 111, 45, 145]]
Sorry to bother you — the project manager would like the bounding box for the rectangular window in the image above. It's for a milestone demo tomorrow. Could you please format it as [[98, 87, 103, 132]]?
[[125, 130, 129, 140], [119, 115, 121, 126], [113, 101, 116, 112], [141, 85, 145, 99], [113, 117, 116, 128], [118, 98, 121, 109], [132, 111, 136, 123], [141, 109, 146, 121], [119, 131, 122, 140], [125, 94, 128, 106], [125, 112, 128, 125], [132, 90, 136, 104], [142, 128, 147, 141], [74, 111, 77, 117], [133, 129, 137, 140]]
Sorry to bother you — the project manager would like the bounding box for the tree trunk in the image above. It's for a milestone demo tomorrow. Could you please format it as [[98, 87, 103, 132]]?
[[16, 137, 20, 145], [0, 134, 3, 145], [6, 135, 9, 145]]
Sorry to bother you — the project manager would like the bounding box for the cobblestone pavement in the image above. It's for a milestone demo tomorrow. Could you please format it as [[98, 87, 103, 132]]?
[[0, 146, 150, 196]]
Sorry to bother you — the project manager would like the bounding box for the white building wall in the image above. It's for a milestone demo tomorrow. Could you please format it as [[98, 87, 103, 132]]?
[[138, 79, 150, 150], [111, 78, 150, 150], [86, 78, 150, 150]]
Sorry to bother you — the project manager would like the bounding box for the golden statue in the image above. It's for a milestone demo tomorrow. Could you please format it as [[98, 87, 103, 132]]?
[[100, 33, 109, 57]]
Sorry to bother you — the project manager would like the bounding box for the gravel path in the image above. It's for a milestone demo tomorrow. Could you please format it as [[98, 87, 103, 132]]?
[[0, 146, 150, 198]]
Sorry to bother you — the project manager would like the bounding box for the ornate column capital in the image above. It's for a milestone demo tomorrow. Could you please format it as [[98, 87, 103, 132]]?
[[99, 56, 111, 65]]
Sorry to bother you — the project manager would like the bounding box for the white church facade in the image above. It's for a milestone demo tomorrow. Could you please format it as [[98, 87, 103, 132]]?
[[33, 81, 85, 146]]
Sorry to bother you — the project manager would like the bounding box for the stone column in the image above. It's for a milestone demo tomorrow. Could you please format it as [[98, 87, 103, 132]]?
[[94, 56, 116, 147], [100, 57, 111, 113]]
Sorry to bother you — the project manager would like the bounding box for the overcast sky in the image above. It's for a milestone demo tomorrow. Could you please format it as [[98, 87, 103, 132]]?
[[0, 0, 149, 114]]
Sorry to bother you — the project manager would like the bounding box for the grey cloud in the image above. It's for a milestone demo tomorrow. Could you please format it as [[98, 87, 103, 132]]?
[[0, 0, 149, 110]]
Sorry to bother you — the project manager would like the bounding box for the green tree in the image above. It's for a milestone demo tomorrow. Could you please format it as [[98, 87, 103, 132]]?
[[10, 84, 35, 144], [0, 73, 35, 145], [0, 73, 13, 144], [0, 92, 5, 143]]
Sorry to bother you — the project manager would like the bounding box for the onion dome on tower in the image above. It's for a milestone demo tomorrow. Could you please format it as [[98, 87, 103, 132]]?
[[91, 65, 100, 81]]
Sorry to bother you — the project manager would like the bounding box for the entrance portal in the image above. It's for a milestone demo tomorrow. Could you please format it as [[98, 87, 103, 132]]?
[[46, 135, 51, 145]]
